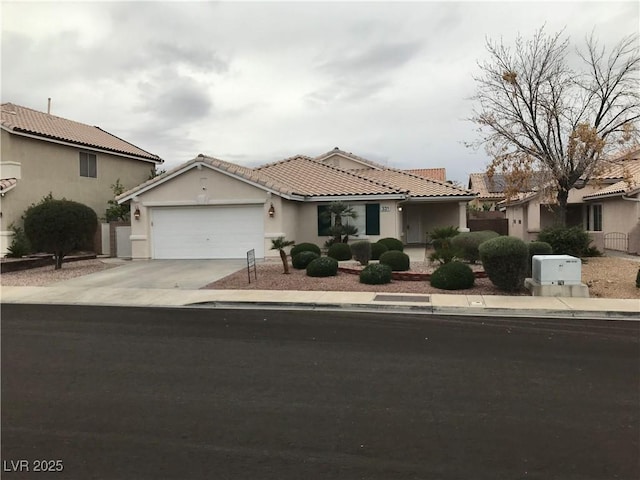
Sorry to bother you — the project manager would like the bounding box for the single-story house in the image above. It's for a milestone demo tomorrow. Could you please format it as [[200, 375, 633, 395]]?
[[116, 148, 476, 259], [0, 102, 162, 254], [500, 148, 640, 254]]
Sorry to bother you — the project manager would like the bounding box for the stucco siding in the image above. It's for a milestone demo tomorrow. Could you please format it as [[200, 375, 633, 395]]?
[[0, 131, 154, 252], [319, 153, 373, 171]]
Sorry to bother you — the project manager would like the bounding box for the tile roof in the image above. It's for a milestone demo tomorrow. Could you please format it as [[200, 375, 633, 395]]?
[[404, 168, 446, 182], [0, 178, 17, 192], [256, 156, 404, 197], [1, 103, 162, 163], [314, 147, 387, 170], [583, 158, 640, 199], [353, 168, 473, 198], [119, 152, 474, 202]]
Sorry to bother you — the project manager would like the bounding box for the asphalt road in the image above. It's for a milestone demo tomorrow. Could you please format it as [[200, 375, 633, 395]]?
[[2, 305, 638, 480]]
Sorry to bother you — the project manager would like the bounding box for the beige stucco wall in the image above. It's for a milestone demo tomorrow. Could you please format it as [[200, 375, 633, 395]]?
[[295, 199, 401, 247], [0, 130, 157, 254], [129, 165, 275, 259], [319, 153, 372, 171]]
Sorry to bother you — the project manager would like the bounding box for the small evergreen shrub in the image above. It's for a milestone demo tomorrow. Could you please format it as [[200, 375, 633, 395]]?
[[430, 261, 475, 290], [306, 256, 339, 277], [371, 242, 388, 260], [527, 241, 553, 276], [292, 251, 320, 269], [450, 231, 499, 263], [360, 263, 392, 285], [350, 240, 372, 265], [377, 237, 404, 252], [379, 250, 410, 271], [429, 246, 461, 265], [290, 242, 321, 257], [327, 242, 352, 261], [538, 226, 592, 257], [429, 226, 459, 250], [5, 224, 32, 258], [479, 236, 528, 292]]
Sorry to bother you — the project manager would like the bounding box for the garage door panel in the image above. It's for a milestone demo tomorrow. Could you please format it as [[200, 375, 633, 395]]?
[[151, 206, 264, 259]]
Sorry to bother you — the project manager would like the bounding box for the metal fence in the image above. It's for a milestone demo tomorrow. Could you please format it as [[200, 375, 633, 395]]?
[[604, 232, 628, 252]]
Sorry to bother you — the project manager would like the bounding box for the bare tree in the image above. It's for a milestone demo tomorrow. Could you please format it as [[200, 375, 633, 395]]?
[[470, 27, 640, 224]]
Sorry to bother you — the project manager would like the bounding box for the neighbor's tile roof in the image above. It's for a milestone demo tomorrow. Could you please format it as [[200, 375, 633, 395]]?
[[353, 168, 473, 197], [314, 147, 388, 170], [583, 158, 640, 199], [0, 178, 17, 192], [468, 173, 508, 199], [256, 156, 404, 196], [1, 103, 162, 162], [404, 168, 446, 182]]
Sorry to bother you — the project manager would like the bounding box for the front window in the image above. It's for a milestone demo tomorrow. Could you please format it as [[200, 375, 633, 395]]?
[[586, 204, 602, 231], [80, 152, 97, 178]]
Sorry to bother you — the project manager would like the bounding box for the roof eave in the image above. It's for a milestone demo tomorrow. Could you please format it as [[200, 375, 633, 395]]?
[[2, 125, 162, 164]]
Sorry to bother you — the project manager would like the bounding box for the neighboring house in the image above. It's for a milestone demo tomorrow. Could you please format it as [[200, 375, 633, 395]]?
[[467, 173, 509, 210], [501, 148, 640, 254], [0, 103, 163, 254], [117, 147, 476, 259]]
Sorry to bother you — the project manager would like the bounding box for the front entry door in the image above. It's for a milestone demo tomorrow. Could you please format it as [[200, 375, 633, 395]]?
[[406, 208, 422, 243]]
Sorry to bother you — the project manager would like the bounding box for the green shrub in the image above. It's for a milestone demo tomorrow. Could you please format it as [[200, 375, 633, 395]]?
[[479, 236, 528, 292], [429, 246, 461, 265], [430, 261, 475, 290], [429, 226, 459, 250], [24, 198, 98, 269], [292, 251, 319, 269], [450, 231, 500, 263], [327, 242, 352, 261], [377, 237, 404, 252], [379, 250, 410, 271], [290, 242, 321, 257], [636, 268, 640, 288], [583, 246, 602, 257], [306, 256, 339, 277], [371, 241, 388, 260], [537, 226, 592, 257], [5, 224, 32, 258], [527, 241, 553, 276], [350, 240, 372, 266], [360, 263, 393, 285]]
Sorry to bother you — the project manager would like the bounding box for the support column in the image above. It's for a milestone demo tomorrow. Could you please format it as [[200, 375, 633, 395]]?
[[458, 202, 470, 232]]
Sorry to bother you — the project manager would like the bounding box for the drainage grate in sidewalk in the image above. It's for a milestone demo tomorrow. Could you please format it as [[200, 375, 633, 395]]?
[[373, 294, 431, 303]]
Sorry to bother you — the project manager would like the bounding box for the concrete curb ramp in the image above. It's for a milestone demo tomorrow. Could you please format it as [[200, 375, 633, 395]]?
[[1, 287, 638, 320]]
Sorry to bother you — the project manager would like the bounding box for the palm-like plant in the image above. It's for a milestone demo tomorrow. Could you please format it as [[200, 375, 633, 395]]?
[[321, 201, 358, 243], [271, 236, 295, 274]]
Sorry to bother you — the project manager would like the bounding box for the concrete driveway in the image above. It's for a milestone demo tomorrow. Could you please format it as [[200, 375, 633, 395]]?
[[51, 259, 247, 289]]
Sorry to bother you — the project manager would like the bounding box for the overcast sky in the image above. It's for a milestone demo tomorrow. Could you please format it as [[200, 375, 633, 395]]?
[[2, 1, 638, 184]]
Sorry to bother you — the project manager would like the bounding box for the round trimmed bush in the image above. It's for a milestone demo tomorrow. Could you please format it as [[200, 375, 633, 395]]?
[[430, 261, 475, 290], [292, 251, 320, 269], [290, 242, 321, 257], [327, 242, 352, 261], [537, 226, 591, 257], [371, 241, 388, 260], [360, 263, 393, 285], [479, 236, 528, 292], [350, 240, 372, 265], [306, 256, 339, 277], [379, 250, 410, 271], [450, 230, 500, 263], [377, 237, 404, 252]]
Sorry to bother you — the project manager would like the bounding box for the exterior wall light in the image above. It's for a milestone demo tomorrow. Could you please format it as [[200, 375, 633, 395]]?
[[397, 206, 403, 212], [268, 203, 275, 217], [134, 206, 141, 220]]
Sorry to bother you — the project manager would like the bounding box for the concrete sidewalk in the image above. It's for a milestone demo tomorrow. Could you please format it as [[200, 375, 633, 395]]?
[[1, 285, 638, 320]]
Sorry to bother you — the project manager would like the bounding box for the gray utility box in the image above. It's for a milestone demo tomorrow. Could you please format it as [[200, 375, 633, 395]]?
[[532, 255, 581, 285]]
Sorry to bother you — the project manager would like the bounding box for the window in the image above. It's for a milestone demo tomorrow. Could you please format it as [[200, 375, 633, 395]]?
[[586, 204, 602, 231], [317, 203, 380, 236], [80, 152, 97, 178]]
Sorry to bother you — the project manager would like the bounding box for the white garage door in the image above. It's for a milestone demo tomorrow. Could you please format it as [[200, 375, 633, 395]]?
[[151, 206, 264, 259]]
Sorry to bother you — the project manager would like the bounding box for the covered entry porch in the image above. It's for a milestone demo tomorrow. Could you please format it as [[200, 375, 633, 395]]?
[[401, 200, 470, 245]]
